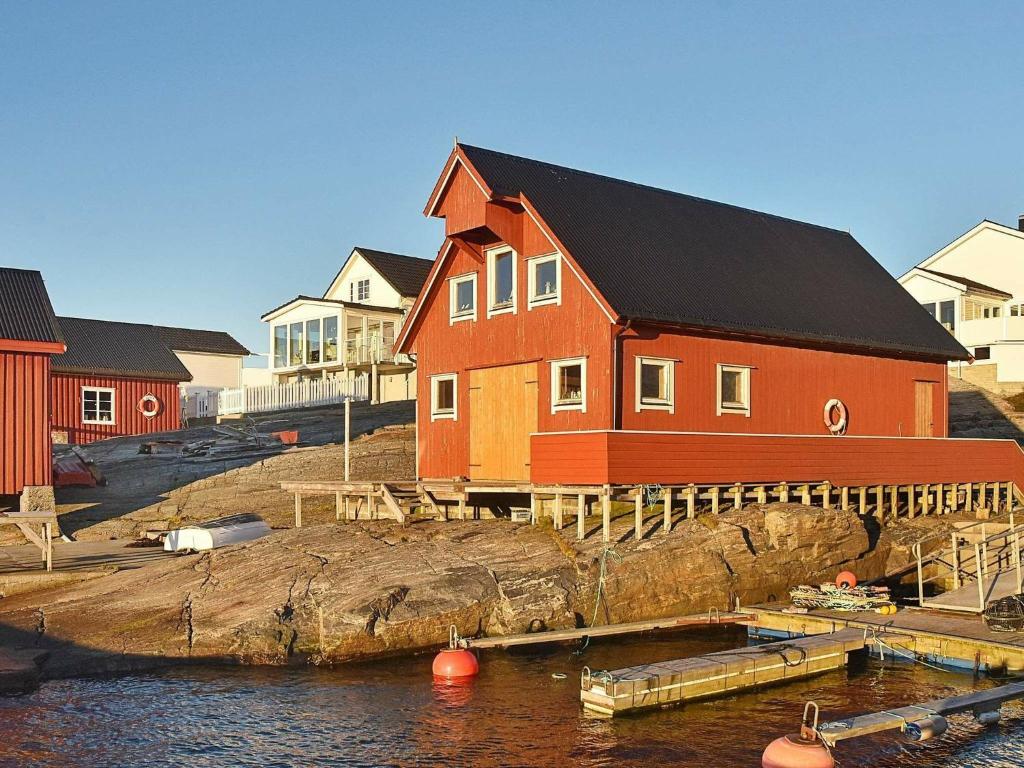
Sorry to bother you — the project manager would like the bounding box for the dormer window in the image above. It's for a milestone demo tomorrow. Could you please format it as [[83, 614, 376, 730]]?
[[528, 254, 560, 308], [486, 246, 517, 317]]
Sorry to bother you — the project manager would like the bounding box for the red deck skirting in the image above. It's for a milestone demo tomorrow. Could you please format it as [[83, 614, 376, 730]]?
[[530, 431, 1024, 488]]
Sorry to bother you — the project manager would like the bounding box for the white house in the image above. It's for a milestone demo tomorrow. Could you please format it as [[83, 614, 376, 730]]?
[[260, 247, 431, 403], [154, 325, 251, 418], [899, 217, 1024, 392]]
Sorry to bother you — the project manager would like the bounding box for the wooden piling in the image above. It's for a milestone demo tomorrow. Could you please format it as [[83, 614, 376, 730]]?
[[663, 488, 672, 535], [577, 494, 586, 540]]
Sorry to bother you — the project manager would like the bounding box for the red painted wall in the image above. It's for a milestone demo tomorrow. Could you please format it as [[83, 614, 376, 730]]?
[[51, 374, 180, 444], [410, 170, 616, 479], [620, 326, 948, 438], [532, 431, 1024, 489], [0, 350, 52, 494]]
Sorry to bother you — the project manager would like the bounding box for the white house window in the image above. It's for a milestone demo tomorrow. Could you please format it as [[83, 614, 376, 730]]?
[[273, 325, 288, 368], [289, 322, 303, 366], [82, 387, 115, 425], [486, 246, 517, 316], [430, 374, 457, 421], [306, 318, 321, 364], [551, 357, 586, 412], [323, 316, 339, 362], [717, 364, 751, 416], [528, 254, 560, 308], [636, 357, 675, 412], [351, 279, 370, 302], [449, 273, 477, 323]]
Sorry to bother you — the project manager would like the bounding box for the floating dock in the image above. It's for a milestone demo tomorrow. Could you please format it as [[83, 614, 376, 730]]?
[[462, 611, 751, 650], [580, 628, 865, 715], [818, 680, 1024, 746], [747, 604, 1024, 673]]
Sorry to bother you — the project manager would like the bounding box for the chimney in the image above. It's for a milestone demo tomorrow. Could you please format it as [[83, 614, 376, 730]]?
[[1019, 213, 1024, 232]]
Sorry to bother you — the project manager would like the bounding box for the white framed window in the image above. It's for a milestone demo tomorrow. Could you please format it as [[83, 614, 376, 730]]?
[[351, 279, 370, 302], [550, 357, 586, 413], [486, 245, 517, 317], [305, 318, 322, 364], [527, 253, 560, 308], [717, 364, 751, 417], [82, 386, 116, 425], [430, 373, 457, 421], [448, 272, 477, 323], [635, 357, 675, 413]]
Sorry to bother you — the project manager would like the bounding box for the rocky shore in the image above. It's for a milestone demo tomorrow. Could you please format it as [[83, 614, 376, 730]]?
[[0, 503, 927, 683]]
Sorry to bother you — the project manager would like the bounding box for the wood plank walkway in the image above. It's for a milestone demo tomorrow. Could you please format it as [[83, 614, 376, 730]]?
[[747, 604, 1024, 672], [462, 612, 751, 650], [818, 680, 1024, 746], [580, 628, 865, 715]]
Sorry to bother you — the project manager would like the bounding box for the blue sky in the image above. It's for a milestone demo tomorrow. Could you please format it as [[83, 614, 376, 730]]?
[[2, 2, 1023, 355]]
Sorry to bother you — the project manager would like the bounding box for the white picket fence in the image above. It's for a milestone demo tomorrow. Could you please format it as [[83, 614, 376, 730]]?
[[218, 375, 369, 417]]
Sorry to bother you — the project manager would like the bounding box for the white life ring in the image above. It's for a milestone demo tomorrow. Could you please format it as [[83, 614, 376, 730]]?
[[824, 398, 847, 435], [138, 394, 162, 418]]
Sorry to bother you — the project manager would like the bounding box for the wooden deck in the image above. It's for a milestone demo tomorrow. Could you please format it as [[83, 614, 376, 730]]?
[[747, 604, 1024, 672], [579, 629, 865, 715], [461, 611, 751, 650]]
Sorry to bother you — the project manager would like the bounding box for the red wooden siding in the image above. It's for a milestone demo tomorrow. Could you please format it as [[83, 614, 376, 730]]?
[[51, 374, 180, 444], [532, 431, 1024, 489], [0, 350, 52, 494], [411, 198, 615, 479], [620, 327, 948, 437]]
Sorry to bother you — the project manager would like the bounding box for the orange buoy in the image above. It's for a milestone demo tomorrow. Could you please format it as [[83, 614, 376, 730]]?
[[762, 702, 834, 768], [835, 570, 857, 589], [432, 648, 479, 679], [762, 734, 834, 768]]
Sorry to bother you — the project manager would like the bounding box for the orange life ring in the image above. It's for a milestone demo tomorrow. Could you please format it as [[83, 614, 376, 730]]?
[[138, 393, 162, 418], [823, 398, 847, 435]]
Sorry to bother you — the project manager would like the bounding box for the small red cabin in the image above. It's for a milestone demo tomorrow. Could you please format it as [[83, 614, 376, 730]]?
[[396, 144, 970, 485], [50, 317, 190, 444], [0, 268, 66, 496]]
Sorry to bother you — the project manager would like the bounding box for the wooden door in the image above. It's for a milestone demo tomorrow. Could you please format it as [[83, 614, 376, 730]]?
[[914, 381, 934, 437], [469, 362, 538, 481]]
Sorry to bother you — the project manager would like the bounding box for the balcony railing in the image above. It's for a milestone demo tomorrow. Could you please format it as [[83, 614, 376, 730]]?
[[218, 375, 368, 416]]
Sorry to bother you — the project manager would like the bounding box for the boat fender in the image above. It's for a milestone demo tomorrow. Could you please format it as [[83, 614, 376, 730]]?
[[835, 570, 858, 589], [975, 708, 1001, 726], [904, 714, 947, 741], [138, 394, 162, 418], [823, 399, 847, 435]]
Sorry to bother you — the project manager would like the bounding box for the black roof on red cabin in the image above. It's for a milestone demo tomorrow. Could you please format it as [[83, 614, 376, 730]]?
[[0, 267, 65, 345], [52, 317, 193, 382], [451, 144, 969, 362]]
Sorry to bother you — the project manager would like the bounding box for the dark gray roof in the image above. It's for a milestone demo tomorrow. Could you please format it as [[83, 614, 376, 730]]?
[[349, 248, 432, 298], [154, 325, 250, 356], [0, 267, 64, 345], [52, 317, 192, 382], [918, 268, 1012, 298], [458, 144, 969, 361]]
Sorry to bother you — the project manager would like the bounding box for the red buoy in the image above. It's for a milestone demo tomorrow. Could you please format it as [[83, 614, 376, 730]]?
[[762, 734, 834, 768], [835, 570, 857, 589], [763, 702, 834, 768], [432, 648, 479, 679]]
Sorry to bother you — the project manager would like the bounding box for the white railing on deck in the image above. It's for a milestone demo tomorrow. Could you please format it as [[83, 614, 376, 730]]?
[[218, 375, 368, 416]]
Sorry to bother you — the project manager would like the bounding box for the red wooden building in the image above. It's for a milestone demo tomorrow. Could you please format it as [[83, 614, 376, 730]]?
[[0, 268, 65, 496], [396, 144, 982, 486], [50, 317, 190, 444]]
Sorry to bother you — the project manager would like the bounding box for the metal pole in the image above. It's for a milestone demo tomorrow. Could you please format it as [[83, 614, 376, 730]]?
[[976, 542, 985, 611], [951, 532, 961, 590], [1014, 528, 1022, 595], [344, 397, 351, 482], [914, 543, 925, 607]]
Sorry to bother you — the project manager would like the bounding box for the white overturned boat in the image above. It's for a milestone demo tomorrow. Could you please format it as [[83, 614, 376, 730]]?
[[163, 513, 271, 552]]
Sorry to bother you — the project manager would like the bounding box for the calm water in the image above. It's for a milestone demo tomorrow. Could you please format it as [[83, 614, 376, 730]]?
[[1, 628, 1022, 767]]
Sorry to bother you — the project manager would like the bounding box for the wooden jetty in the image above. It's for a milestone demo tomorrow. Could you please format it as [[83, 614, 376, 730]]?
[[747, 604, 1024, 673], [818, 680, 1024, 746], [580, 628, 866, 715], [462, 611, 751, 650]]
